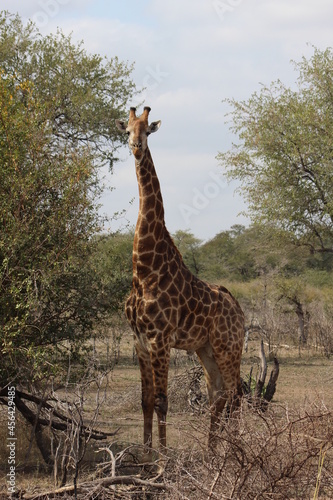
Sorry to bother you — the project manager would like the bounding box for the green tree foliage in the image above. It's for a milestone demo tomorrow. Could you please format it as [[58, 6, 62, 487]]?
[[172, 229, 202, 275], [0, 11, 136, 168], [198, 225, 262, 282], [93, 231, 134, 313], [0, 12, 136, 385], [218, 47, 333, 254], [187, 223, 332, 286]]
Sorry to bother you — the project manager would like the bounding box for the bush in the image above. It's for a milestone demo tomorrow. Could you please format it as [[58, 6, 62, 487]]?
[[165, 402, 333, 499]]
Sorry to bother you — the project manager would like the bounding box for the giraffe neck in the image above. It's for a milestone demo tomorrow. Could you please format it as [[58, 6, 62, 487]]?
[[135, 147, 165, 223], [132, 147, 171, 279]]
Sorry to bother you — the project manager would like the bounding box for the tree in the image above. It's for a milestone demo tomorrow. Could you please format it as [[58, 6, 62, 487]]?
[[172, 229, 202, 275], [218, 47, 333, 254], [93, 230, 134, 313], [0, 11, 137, 387], [274, 277, 313, 345], [0, 11, 136, 168], [199, 225, 259, 281]]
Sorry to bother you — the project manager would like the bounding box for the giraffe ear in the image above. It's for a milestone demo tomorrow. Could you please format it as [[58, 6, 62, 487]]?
[[115, 119, 127, 133], [148, 120, 161, 134]]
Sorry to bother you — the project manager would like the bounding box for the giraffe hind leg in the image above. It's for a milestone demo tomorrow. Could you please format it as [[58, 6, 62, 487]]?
[[210, 339, 243, 419], [196, 344, 228, 446]]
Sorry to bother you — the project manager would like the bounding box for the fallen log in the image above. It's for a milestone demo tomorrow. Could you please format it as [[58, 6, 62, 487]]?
[[22, 474, 168, 499]]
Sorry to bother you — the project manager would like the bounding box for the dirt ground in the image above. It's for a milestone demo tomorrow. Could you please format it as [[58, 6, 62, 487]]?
[[106, 329, 333, 448], [0, 327, 332, 497]]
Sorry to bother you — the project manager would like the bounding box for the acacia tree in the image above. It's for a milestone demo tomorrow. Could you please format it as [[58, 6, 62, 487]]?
[[0, 11, 137, 388], [218, 47, 333, 254]]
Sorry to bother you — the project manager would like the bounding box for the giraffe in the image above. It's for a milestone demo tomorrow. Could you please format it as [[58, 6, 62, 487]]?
[[115, 106, 244, 453]]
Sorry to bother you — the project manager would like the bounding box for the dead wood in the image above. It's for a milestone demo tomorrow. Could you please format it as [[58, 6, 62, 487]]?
[[263, 356, 279, 403], [21, 474, 168, 499], [0, 386, 119, 472], [0, 388, 117, 441], [253, 339, 267, 401], [242, 338, 280, 411]]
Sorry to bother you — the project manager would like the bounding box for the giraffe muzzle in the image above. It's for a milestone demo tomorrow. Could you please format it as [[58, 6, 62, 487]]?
[[132, 143, 143, 159]]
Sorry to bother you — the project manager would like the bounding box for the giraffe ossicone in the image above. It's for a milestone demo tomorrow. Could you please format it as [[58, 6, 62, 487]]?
[[115, 107, 244, 454]]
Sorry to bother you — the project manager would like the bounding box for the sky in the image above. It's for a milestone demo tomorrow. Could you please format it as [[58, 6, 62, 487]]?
[[2, 0, 333, 240]]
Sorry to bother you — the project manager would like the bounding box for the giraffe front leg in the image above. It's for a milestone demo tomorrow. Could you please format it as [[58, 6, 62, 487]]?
[[150, 344, 170, 452], [135, 344, 155, 456], [155, 390, 168, 450]]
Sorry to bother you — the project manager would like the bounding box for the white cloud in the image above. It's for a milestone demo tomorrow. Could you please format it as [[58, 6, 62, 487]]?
[[262, 0, 333, 23], [2, 0, 92, 27], [1, 0, 40, 17], [150, 0, 214, 23]]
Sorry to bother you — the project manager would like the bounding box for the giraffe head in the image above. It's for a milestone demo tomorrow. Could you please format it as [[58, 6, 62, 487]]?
[[115, 106, 161, 161]]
